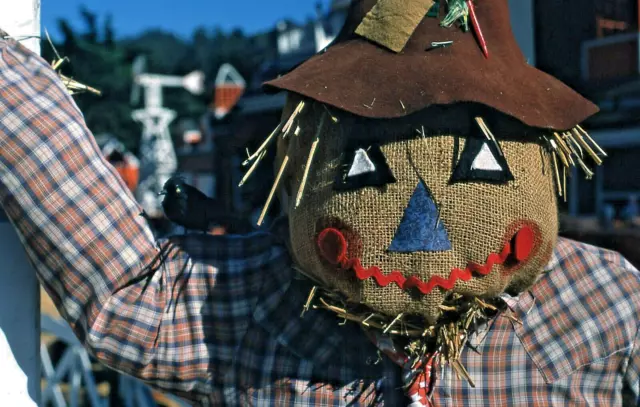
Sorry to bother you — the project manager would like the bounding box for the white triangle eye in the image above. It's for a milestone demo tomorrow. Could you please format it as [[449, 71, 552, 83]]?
[[450, 137, 513, 184], [335, 144, 397, 191], [347, 148, 377, 177], [471, 143, 503, 171]]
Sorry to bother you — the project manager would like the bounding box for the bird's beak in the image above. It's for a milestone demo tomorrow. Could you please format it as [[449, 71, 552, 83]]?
[[158, 190, 167, 196]]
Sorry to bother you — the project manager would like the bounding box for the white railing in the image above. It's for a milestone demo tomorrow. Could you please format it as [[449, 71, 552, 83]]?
[[41, 315, 189, 407]]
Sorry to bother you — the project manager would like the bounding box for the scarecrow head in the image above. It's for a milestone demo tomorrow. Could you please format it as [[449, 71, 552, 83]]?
[[246, 0, 603, 325]]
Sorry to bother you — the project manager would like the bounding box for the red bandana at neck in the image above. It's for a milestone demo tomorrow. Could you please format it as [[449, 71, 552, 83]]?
[[365, 330, 438, 407]]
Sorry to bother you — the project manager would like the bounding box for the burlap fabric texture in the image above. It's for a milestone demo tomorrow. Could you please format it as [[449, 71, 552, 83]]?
[[281, 97, 558, 323]]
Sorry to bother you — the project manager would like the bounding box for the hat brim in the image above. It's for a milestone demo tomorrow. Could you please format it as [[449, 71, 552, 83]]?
[[264, 1, 598, 130]]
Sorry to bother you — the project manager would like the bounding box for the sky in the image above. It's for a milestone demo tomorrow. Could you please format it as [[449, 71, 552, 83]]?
[[41, 0, 331, 40]]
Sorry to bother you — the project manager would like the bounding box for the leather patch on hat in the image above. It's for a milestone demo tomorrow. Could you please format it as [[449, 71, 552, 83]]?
[[355, 0, 435, 53]]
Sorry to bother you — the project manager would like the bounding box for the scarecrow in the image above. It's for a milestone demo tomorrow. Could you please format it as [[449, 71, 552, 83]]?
[[242, 0, 605, 402], [2, 0, 639, 406]]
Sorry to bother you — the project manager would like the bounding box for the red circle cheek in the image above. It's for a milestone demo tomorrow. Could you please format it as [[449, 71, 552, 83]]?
[[317, 228, 348, 265], [514, 226, 535, 262]]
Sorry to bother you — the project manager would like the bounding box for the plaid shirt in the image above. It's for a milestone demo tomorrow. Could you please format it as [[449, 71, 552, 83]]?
[[1, 37, 639, 407]]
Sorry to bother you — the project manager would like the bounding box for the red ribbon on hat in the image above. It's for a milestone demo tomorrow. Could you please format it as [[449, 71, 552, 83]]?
[[467, 0, 489, 58]]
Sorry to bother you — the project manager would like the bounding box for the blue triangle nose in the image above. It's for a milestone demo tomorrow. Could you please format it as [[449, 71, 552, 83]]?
[[388, 181, 452, 252]]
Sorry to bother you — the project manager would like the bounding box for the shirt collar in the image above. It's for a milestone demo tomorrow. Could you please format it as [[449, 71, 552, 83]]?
[[253, 261, 377, 368], [499, 237, 638, 383], [468, 250, 556, 349]]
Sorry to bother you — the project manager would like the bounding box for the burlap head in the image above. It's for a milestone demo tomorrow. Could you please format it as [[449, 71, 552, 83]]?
[[280, 96, 557, 323]]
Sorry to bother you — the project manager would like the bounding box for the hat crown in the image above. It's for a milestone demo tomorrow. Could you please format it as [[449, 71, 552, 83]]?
[[334, 0, 521, 59], [264, 0, 598, 129]]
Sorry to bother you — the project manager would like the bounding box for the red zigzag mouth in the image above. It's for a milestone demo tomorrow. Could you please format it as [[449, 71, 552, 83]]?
[[316, 226, 536, 295]]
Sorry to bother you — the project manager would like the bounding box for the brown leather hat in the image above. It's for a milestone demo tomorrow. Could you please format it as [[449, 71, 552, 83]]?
[[264, 0, 599, 130]]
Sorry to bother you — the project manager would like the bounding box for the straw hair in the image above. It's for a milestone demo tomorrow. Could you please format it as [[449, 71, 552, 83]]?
[[45, 29, 101, 96], [238, 151, 265, 187], [295, 113, 327, 207], [239, 100, 307, 193], [541, 128, 605, 195], [577, 125, 607, 156], [243, 122, 283, 166], [571, 128, 603, 165], [475, 117, 504, 155], [257, 155, 289, 226]]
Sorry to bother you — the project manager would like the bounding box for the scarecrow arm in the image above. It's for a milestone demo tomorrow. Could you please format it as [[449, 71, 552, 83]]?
[[623, 328, 640, 404], [0, 40, 282, 403]]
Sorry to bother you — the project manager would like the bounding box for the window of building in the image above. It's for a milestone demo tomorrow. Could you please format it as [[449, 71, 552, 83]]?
[[277, 26, 303, 55], [595, 0, 637, 36]]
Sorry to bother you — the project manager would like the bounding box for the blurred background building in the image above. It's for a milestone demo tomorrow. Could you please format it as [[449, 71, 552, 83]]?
[[178, 0, 350, 231], [533, 0, 640, 264], [532, 0, 640, 220], [186, 0, 640, 254]]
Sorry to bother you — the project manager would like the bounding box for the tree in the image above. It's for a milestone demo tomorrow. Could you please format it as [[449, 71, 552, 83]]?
[[40, 7, 271, 153], [42, 9, 141, 152]]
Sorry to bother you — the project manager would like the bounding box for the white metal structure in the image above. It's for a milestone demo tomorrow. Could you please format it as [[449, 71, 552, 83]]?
[[40, 315, 189, 407], [0, 2, 41, 406], [131, 56, 205, 217]]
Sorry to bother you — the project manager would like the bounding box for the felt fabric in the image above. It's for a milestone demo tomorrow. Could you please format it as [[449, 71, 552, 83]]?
[[334, 143, 396, 191], [348, 148, 377, 176], [514, 226, 534, 261], [316, 225, 538, 295], [317, 227, 349, 265], [450, 136, 514, 184], [388, 181, 452, 252], [264, 0, 599, 130], [355, 0, 435, 53], [317, 225, 524, 295], [472, 143, 503, 171]]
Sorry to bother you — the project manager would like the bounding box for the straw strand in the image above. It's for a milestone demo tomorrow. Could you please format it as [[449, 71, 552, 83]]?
[[295, 114, 327, 208], [257, 155, 289, 226]]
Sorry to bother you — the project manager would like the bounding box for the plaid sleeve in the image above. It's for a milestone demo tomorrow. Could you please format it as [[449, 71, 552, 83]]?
[[624, 326, 640, 406], [0, 38, 289, 403]]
